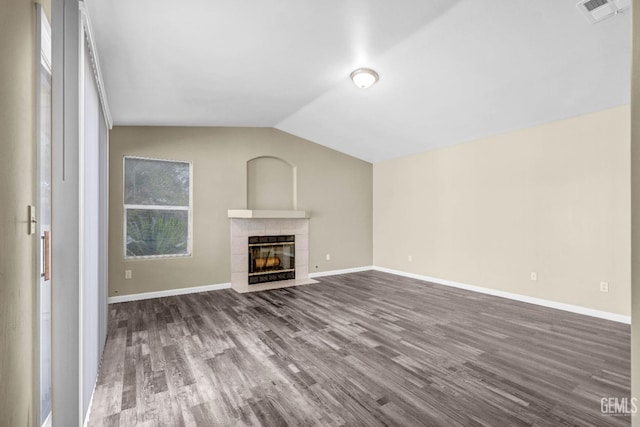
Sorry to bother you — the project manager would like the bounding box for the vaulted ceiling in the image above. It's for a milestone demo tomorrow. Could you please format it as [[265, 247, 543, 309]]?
[[86, 0, 631, 163]]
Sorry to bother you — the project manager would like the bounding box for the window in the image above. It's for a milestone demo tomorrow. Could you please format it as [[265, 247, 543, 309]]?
[[124, 156, 192, 258]]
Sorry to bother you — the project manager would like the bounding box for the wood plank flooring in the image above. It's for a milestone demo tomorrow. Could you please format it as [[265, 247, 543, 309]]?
[[88, 271, 631, 426]]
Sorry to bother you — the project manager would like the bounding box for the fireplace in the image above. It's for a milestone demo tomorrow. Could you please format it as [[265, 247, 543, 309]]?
[[228, 216, 315, 293], [248, 235, 295, 284]]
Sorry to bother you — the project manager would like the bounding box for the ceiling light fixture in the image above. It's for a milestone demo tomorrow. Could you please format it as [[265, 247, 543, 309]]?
[[350, 68, 379, 89], [576, 0, 630, 23]]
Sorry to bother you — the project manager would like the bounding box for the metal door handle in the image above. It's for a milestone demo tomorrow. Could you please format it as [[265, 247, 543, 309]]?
[[41, 231, 50, 281]]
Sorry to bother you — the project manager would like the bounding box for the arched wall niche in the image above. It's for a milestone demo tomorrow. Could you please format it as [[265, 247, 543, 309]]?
[[246, 156, 297, 210]]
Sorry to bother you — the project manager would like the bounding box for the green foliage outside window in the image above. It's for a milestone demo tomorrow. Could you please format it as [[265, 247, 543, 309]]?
[[126, 210, 188, 257]]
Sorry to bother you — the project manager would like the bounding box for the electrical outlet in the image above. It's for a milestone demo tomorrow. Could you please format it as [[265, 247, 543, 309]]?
[[408, 255, 413, 262], [125, 270, 132, 279], [530, 272, 537, 281], [326, 253, 331, 261], [600, 282, 609, 293]]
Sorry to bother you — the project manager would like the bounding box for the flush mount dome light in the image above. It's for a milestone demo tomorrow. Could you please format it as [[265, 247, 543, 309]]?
[[350, 68, 379, 89]]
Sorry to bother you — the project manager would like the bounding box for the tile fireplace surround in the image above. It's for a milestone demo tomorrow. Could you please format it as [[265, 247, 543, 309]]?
[[229, 214, 317, 293]]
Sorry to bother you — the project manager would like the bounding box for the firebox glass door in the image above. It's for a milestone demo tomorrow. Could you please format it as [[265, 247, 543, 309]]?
[[248, 236, 295, 284]]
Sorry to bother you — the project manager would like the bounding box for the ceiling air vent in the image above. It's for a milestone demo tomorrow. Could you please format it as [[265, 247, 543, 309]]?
[[577, 0, 631, 24]]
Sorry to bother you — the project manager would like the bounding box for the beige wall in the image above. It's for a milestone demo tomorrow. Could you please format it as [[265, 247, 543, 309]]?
[[631, 0, 639, 422], [0, 0, 39, 424], [374, 106, 631, 316], [109, 127, 372, 297], [247, 156, 296, 210]]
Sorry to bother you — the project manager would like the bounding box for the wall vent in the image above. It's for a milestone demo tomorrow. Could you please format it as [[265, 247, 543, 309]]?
[[576, 0, 631, 24]]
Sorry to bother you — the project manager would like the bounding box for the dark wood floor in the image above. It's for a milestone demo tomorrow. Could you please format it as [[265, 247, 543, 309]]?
[[88, 271, 631, 426]]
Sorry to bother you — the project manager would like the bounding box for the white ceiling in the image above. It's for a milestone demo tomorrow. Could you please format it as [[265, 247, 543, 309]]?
[[86, 0, 631, 163]]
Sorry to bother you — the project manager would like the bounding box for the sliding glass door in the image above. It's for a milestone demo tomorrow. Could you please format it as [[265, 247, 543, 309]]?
[[36, 5, 52, 426]]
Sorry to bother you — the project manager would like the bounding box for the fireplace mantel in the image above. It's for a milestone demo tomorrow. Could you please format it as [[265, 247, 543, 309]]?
[[227, 209, 309, 219]]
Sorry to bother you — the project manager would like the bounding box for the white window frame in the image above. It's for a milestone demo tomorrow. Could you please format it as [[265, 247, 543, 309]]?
[[123, 155, 193, 260]]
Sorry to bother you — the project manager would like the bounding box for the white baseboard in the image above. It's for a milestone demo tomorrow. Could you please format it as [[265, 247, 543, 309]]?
[[42, 412, 51, 427], [107, 282, 231, 304], [373, 266, 631, 324], [83, 376, 98, 427], [309, 266, 374, 278]]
